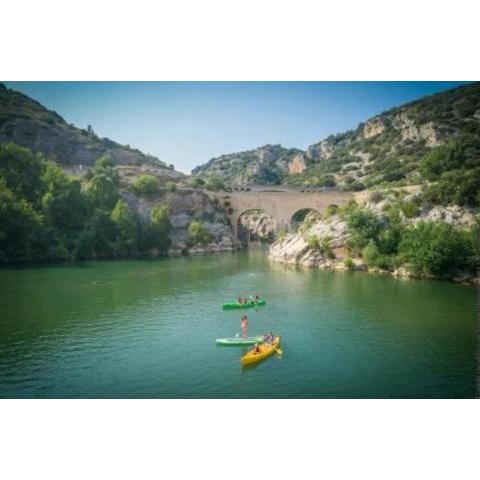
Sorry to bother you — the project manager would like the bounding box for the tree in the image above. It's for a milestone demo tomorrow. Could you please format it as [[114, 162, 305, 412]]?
[[188, 177, 206, 189], [420, 141, 466, 180], [132, 174, 160, 197], [204, 176, 226, 191], [111, 199, 138, 255], [41, 162, 91, 241], [0, 142, 46, 206], [86, 173, 120, 210], [0, 178, 44, 261], [149, 206, 172, 253], [399, 221, 475, 277], [188, 221, 212, 245], [346, 209, 383, 250]]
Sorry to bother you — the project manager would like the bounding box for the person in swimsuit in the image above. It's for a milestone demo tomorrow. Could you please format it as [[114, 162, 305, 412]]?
[[241, 314, 248, 338]]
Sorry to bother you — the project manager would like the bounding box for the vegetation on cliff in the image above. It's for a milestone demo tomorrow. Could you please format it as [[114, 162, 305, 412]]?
[[269, 191, 479, 281], [0, 143, 172, 262], [193, 83, 480, 201]]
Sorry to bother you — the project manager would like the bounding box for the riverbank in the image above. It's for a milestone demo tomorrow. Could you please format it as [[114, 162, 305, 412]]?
[[268, 191, 479, 285]]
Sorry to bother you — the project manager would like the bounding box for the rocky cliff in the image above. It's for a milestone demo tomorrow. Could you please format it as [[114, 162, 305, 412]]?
[[268, 189, 478, 282], [122, 187, 236, 255], [192, 144, 303, 185], [193, 82, 480, 192]]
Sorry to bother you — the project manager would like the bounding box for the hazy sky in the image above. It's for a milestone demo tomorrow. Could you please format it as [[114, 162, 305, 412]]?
[[5, 81, 469, 173]]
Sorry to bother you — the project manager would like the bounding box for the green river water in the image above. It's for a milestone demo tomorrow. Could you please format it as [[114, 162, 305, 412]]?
[[0, 250, 478, 398]]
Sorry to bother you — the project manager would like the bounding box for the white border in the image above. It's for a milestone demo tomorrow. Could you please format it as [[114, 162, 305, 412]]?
[[1, 0, 480, 80], [1, 1, 479, 478]]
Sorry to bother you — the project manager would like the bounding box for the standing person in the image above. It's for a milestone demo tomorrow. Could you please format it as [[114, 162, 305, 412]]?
[[241, 314, 248, 338]]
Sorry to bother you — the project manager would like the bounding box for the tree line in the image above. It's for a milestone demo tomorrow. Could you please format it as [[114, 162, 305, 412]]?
[[0, 143, 172, 263]]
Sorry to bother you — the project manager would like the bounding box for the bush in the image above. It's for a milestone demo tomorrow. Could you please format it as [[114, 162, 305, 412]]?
[[277, 228, 288, 242], [204, 176, 226, 191], [423, 167, 480, 207], [400, 200, 420, 218], [307, 235, 335, 258], [399, 221, 475, 277], [188, 221, 212, 245], [188, 177, 206, 189], [306, 235, 320, 251], [346, 209, 383, 250], [344, 258, 355, 269], [369, 191, 384, 204], [165, 181, 177, 193], [149, 206, 172, 253], [132, 174, 160, 197], [323, 204, 339, 219], [420, 141, 466, 180]]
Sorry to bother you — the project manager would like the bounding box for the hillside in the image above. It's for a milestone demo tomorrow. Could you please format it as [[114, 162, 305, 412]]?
[[192, 144, 304, 184], [0, 82, 176, 172], [193, 82, 480, 196]]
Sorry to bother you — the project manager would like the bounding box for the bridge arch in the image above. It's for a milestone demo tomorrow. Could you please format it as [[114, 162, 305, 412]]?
[[290, 208, 322, 230], [205, 189, 359, 246], [237, 209, 277, 246]]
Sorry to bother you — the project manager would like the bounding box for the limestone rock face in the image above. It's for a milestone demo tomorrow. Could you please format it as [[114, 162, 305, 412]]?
[[363, 118, 385, 139], [268, 213, 349, 268], [129, 188, 237, 255], [305, 140, 335, 161], [418, 205, 476, 228], [394, 113, 442, 147], [288, 153, 306, 174]]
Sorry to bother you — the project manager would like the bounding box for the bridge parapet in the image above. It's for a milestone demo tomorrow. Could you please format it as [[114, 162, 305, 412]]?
[[228, 184, 338, 193]]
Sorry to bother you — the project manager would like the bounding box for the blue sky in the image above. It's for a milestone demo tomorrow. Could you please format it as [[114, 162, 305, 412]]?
[[4, 81, 469, 173]]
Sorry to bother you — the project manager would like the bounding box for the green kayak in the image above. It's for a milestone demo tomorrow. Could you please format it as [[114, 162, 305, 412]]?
[[216, 337, 264, 346], [222, 299, 266, 310]]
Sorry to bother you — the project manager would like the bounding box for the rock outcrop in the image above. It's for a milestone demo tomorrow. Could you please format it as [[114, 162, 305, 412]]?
[[122, 187, 237, 255], [288, 153, 306, 174], [363, 118, 385, 138]]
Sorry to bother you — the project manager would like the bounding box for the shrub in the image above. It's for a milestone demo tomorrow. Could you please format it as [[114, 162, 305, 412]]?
[[346, 209, 383, 249], [132, 174, 160, 197], [369, 191, 384, 204], [400, 200, 420, 218], [362, 240, 380, 267], [323, 204, 339, 219], [306, 235, 320, 251], [165, 181, 177, 193], [344, 258, 355, 269], [204, 176, 226, 191], [277, 228, 288, 242], [188, 177, 206, 189], [188, 221, 212, 245], [149, 206, 172, 253], [420, 141, 466, 180], [399, 221, 475, 277]]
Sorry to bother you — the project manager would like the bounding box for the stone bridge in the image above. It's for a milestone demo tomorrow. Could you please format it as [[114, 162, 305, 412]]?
[[207, 189, 370, 238]]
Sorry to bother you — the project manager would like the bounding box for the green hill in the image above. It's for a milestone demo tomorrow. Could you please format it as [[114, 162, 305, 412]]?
[[0, 82, 174, 170], [193, 82, 480, 204]]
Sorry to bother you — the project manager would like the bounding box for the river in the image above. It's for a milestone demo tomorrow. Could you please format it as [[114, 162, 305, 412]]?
[[0, 250, 478, 398]]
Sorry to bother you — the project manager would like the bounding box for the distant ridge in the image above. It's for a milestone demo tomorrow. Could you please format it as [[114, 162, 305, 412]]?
[[193, 82, 480, 190]]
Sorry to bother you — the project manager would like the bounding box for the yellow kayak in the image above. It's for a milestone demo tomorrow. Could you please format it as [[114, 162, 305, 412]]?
[[241, 336, 281, 367]]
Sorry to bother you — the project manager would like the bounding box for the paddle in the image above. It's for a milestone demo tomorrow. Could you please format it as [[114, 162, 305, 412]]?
[[274, 347, 283, 355]]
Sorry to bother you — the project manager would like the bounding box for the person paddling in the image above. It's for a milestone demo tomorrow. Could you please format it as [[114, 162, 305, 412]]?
[[241, 314, 248, 338]]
